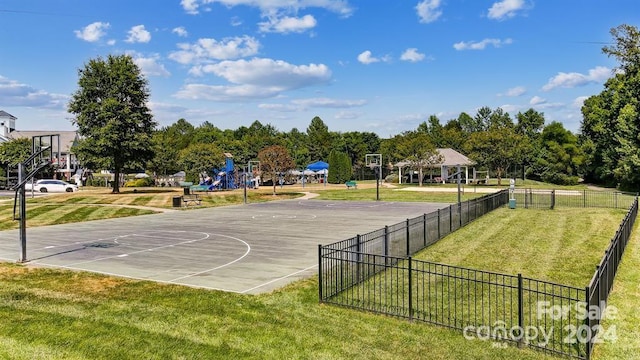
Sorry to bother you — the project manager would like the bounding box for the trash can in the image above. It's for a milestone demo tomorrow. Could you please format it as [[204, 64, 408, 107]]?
[[184, 187, 190, 195], [509, 199, 516, 209], [173, 196, 182, 207]]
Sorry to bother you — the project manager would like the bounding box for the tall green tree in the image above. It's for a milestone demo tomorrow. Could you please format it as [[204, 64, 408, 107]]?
[[68, 54, 157, 193], [458, 112, 482, 134], [327, 149, 352, 184], [178, 143, 225, 183], [306, 116, 333, 161], [284, 128, 310, 168], [0, 138, 31, 167], [531, 122, 583, 185], [440, 119, 466, 151], [516, 108, 546, 179], [395, 131, 440, 186], [580, 24, 640, 189], [467, 127, 526, 185], [257, 145, 295, 195]]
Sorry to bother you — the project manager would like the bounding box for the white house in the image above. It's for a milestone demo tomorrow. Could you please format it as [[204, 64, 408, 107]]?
[[0, 110, 17, 142]]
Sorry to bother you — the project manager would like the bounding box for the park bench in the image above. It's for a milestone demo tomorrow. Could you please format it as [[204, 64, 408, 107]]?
[[182, 194, 202, 207], [345, 180, 357, 189]]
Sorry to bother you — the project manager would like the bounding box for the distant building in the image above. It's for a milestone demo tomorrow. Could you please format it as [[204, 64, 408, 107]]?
[[394, 148, 477, 184], [0, 110, 80, 180], [0, 110, 17, 142]]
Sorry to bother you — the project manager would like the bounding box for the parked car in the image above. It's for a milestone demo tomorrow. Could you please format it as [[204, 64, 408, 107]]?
[[33, 179, 78, 193]]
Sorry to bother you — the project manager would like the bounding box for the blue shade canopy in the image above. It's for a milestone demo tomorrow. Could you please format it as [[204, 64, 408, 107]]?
[[306, 161, 329, 171]]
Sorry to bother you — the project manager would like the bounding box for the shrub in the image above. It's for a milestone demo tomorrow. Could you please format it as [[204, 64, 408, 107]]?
[[124, 177, 155, 187]]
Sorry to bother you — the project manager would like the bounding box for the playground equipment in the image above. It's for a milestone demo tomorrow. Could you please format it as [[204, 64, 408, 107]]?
[[195, 153, 237, 191]]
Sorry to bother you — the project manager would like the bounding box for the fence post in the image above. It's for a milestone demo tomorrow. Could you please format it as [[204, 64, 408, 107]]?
[[423, 214, 427, 247], [517, 274, 524, 348], [384, 225, 389, 258], [437, 208, 441, 239], [585, 285, 592, 360], [551, 190, 556, 210], [356, 234, 361, 282], [615, 192, 618, 209], [525, 188, 528, 209], [406, 218, 411, 257], [318, 244, 323, 303], [449, 205, 453, 233], [584, 189, 587, 208], [408, 256, 413, 321]]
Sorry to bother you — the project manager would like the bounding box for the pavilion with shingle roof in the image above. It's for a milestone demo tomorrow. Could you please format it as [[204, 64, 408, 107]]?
[[393, 148, 477, 184]]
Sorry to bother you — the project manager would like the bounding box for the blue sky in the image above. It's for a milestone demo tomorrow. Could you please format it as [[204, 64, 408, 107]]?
[[1, 1, 637, 137]]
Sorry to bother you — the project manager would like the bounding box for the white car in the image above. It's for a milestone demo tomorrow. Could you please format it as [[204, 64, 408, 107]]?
[[32, 179, 78, 193]]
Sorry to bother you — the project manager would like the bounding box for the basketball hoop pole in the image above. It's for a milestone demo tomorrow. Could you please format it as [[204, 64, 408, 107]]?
[[12, 134, 60, 263], [366, 154, 382, 201]]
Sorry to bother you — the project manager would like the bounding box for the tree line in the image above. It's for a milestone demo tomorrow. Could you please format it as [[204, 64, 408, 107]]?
[[1, 24, 638, 192]]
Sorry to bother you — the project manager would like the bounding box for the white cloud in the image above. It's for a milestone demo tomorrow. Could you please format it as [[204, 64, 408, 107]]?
[[529, 96, 546, 105], [400, 48, 426, 62], [131, 54, 170, 77], [107, 39, 116, 46], [258, 103, 299, 112], [487, 0, 526, 20], [198, 58, 331, 87], [501, 86, 526, 97], [357, 51, 378, 64], [335, 111, 361, 120], [542, 66, 611, 91], [357, 50, 383, 64], [453, 38, 513, 50], [573, 96, 589, 108], [175, 83, 282, 101], [416, 0, 442, 23], [172, 27, 188, 37], [498, 104, 520, 113], [74, 22, 110, 42], [291, 97, 367, 108], [181, 0, 199, 15], [0, 75, 68, 109], [126, 25, 151, 43], [181, 0, 354, 17], [259, 14, 317, 33], [174, 58, 332, 101], [169, 36, 260, 64]]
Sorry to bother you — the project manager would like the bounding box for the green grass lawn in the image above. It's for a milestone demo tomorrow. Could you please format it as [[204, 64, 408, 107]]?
[[414, 207, 625, 286], [0, 264, 558, 360], [0, 186, 637, 359], [313, 187, 487, 203], [0, 190, 301, 231]]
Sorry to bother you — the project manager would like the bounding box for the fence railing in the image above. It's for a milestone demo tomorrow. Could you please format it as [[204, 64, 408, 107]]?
[[319, 189, 638, 360], [512, 188, 637, 209], [585, 197, 638, 358], [320, 190, 509, 299]]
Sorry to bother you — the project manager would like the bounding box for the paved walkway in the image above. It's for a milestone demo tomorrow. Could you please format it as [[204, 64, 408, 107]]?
[[396, 186, 502, 194]]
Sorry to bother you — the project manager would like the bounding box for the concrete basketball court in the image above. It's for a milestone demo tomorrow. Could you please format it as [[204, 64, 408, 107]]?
[[0, 198, 448, 294]]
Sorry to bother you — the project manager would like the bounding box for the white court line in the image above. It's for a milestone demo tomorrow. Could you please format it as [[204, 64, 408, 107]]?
[[57, 231, 211, 267], [296, 201, 393, 208], [240, 264, 318, 294], [168, 234, 251, 282]]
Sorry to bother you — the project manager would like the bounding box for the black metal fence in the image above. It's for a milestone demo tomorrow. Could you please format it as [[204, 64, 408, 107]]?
[[585, 197, 638, 358], [319, 189, 638, 359], [511, 188, 637, 209]]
